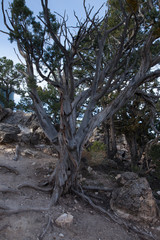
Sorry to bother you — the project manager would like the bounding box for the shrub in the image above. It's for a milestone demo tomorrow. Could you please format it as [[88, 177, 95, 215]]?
[[88, 141, 106, 152]]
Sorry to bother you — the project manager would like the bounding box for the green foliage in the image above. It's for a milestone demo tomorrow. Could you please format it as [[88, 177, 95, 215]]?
[[148, 143, 160, 181], [88, 141, 106, 152], [0, 56, 24, 109], [149, 144, 160, 161], [37, 85, 60, 123]]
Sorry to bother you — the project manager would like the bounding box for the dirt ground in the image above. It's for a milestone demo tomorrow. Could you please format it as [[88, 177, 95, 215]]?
[[0, 144, 159, 240]]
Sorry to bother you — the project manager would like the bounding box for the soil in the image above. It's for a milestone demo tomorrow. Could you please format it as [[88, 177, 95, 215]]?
[[0, 144, 160, 240]]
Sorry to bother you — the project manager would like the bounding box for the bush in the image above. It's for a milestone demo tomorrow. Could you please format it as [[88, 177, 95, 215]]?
[[88, 141, 106, 152], [149, 143, 160, 161]]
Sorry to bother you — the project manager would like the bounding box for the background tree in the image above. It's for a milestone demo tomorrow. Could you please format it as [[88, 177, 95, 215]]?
[[1, 0, 160, 205], [0, 56, 24, 108]]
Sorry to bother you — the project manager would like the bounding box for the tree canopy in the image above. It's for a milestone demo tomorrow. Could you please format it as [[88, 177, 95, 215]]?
[[0, 56, 24, 108], [1, 0, 160, 204]]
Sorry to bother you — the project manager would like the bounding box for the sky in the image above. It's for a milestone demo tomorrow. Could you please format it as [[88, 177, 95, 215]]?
[[0, 0, 106, 63]]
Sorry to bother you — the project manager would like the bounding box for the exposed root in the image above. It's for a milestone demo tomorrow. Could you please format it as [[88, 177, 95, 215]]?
[[18, 183, 52, 193], [83, 185, 113, 192], [0, 164, 19, 175], [72, 187, 157, 240], [0, 206, 49, 215], [0, 186, 18, 194], [72, 187, 109, 214], [38, 215, 52, 240], [0, 203, 11, 210]]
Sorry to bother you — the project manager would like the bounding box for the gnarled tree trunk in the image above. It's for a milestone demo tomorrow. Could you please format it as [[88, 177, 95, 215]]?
[[50, 133, 81, 205]]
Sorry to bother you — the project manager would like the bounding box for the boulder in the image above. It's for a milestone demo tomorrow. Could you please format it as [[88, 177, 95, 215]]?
[[0, 107, 12, 121], [0, 123, 20, 143], [110, 172, 159, 222]]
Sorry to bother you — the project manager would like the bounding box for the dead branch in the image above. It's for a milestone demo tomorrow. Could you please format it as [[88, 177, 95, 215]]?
[[0, 164, 19, 175], [18, 183, 52, 193], [38, 215, 52, 240]]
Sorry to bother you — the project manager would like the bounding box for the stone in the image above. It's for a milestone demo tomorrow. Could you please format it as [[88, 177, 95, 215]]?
[[106, 159, 118, 169], [0, 123, 20, 143], [110, 173, 159, 222], [55, 213, 73, 227], [21, 149, 38, 158], [115, 172, 138, 185], [59, 233, 64, 237], [0, 107, 11, 121]]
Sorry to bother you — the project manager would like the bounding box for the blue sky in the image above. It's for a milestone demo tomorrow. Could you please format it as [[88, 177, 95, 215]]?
[[0, 0, 106, 63]]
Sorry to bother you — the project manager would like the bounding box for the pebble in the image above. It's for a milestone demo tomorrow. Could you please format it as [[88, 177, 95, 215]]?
[[59, 233, 64, 237]]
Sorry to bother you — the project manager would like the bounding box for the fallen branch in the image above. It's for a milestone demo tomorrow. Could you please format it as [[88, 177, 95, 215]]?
[[0, 164, 19, 175], [38, 215, 52, 240], [18, 183, 52, 193]]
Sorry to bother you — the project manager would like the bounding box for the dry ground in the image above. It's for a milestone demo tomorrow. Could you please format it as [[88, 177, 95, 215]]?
[[0, 144, 159, 240]]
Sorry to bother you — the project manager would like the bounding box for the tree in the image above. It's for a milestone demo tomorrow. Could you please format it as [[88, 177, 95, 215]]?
[[115, 93, 158, 169], [17, 84, 60, 123], [1, 0, 160, 205], [0, 56, 24, 108]]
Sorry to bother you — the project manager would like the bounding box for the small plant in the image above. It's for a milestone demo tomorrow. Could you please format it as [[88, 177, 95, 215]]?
[[88, 141, 106, 152]]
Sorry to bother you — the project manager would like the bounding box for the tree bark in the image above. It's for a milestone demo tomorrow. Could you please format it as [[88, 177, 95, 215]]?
[[104, 117, 117, 159], [50, 132, 80, 205], [125, 134, 139, 169]]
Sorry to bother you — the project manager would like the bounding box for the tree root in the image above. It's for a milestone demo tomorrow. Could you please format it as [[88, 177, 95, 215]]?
[[18, 183, 53, 193], [0, 206, 49, 215], [38, 215, 52, 240], [0, 164, 19, 175], [0, 186, 18, 194], [82, 185, 113, 192], [72, 187, 157, 240]]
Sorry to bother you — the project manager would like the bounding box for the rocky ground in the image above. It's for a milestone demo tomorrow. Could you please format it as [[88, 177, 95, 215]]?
[[0, 143, 160, 240]]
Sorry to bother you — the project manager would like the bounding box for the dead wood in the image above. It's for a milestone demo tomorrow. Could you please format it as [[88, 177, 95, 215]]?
[[38, 215, 52, 240], [12, 144, 20, 161], [18, 183, 52, 193], [0, 164, 19, 175]]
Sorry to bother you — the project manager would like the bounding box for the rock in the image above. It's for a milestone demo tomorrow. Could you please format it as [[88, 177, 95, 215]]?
[[106, 159, 118, 169], [55, 213, 73, 227], [0, 123, 20, 143], [115, 172, 138, 185], [110, 172, 159, 222], [21, 149, 38, 158], [59, 233, 64, 237], [0, 107, 12, 121]]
